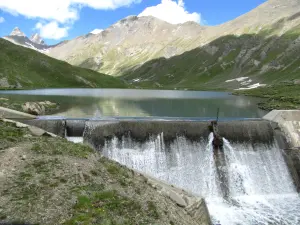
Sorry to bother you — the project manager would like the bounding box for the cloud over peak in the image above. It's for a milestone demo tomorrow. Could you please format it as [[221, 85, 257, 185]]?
[[35, 21, 69, 40], [138, 0, 201, 24]]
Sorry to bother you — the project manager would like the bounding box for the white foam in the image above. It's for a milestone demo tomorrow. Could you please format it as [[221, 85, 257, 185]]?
[[101, 134, 300, 224], [66, 137, 83, 143]]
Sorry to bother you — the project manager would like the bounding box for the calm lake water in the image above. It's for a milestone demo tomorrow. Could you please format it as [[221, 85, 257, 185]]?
[[0, 89, 267, 119]]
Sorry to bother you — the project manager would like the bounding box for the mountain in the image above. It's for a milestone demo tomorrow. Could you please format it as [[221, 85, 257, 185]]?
[[3, 27, 50, 53], [48, 15, 206, 75], [10, 27, 26, 37], [30, 33, 45, 45], [0, 38, 128, 89], [46, 0, 300, 90]]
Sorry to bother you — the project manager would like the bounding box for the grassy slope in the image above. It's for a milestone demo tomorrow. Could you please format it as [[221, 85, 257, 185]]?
[[0, 120, 202, 225], [0, 38, 128, 89], [234, 84, 300, 110], [121, 20, 300, 91]]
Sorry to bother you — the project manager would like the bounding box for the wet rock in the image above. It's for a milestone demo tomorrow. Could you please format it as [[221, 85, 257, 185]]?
[[22, 102, 45, 115]]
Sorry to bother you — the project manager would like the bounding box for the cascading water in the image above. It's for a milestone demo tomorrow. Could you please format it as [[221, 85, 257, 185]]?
[[102, 132, 300, 225]]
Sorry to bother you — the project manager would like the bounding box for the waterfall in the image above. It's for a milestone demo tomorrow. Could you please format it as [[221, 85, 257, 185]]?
[[101, 133, 300, 225]]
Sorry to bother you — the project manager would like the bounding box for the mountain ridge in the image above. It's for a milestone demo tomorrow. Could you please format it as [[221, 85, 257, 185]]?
[[3, 27, 50, 53], [2, 0, 300, 90]]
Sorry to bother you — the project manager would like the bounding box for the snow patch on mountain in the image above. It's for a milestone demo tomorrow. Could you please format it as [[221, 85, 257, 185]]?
[[90, 29, 103, 34]]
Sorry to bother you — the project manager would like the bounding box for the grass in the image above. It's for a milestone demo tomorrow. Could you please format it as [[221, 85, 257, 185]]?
[[65, 188, 159, 225], [234, 84, 300, 110], [31, 138, 94, 158], [0, 120, 209, 225], [0, 38, 128, 89], [0, 121, 28, 150], [120, 23, 300, 91]]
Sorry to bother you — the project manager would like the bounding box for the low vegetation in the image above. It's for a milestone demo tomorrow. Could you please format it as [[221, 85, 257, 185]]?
[[0, 38, 128, 89], [234, 84, 300, 110], [0, 120, 199, 225]]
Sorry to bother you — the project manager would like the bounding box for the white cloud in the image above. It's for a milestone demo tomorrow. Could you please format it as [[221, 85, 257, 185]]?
[[0, 0, 141, 23], [0, 0, 141, 40], [0, 16, 4, 23], [35, 21, 69, 40], [90, 29, 103, 34], [138, 0, 201, 24]]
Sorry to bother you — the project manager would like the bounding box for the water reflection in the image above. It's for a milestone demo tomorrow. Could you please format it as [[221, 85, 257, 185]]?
[[0, 89, 267, 118]]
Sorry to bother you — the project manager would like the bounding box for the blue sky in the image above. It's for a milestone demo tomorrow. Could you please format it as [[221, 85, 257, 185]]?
[[0, 0, 266, 45]]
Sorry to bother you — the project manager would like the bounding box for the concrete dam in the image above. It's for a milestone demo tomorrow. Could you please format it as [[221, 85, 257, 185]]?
[[20, 111, 300, 225]]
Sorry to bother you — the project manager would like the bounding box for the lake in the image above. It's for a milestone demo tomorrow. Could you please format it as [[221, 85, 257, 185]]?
[[0, 88, 267, 119]]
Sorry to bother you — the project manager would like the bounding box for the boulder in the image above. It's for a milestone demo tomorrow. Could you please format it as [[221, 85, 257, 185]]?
[[294, 79, 300, 85], [22, 102, 45, 115], [38, 101, 57, 107]]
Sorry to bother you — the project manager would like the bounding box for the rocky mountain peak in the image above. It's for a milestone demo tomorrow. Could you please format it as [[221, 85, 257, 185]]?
[[30, 33, 45, 45], [10, 27, 26, 37]]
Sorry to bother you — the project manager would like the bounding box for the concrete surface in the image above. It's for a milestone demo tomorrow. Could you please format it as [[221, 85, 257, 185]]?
[[263, 110, 300, 148], [0, 106, 36, 119], [140, 171, 212, 224]]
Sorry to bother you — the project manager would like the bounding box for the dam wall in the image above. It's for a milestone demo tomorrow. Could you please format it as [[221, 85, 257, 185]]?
[[263, 110, 300, 148], [83, 120, 276, 147], [20, 118, 277, 143]]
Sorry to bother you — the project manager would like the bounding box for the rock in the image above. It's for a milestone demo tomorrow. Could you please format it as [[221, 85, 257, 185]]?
[[15, 122, 29, 128], [38, 101, 57, 107], [168, 190, 188, 207], [21, 155, 26, 160], [294, 79, 300, 85], [28, 126, 58, 137], [22, 102, 45, 115], [28, 126, 47, 136], [186, 200, 212, 224], [0, 77, 10, 88]]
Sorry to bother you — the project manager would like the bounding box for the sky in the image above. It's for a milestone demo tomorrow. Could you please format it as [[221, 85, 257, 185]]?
[[0, 0, 266, 45]]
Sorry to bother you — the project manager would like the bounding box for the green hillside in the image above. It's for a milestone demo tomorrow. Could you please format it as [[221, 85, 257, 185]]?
[[122, 22, 300, 90], [0, 38, 128, 89]]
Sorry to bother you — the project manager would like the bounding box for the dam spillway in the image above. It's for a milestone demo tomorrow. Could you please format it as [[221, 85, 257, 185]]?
[[22, 117, 300, 224], [96, 133, 300, 224]]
